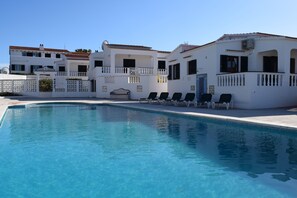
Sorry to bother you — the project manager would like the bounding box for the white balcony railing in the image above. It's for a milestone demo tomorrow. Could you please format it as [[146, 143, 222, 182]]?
[[128, 76, 140, 83], [56, 72, 67, 76], [96, 67, 167, 76], [137, 67, 153, 75], [217, 72, 284, 87], [101, 66, 111, 74], [257, 73, 283, 87], [290, 74, 297, 87], [56, 71, 87, 77], [157, 69, 168, 75], [70, 71, 87, 77], [115, 67, 130, 74], [217, 73, 246, 87]]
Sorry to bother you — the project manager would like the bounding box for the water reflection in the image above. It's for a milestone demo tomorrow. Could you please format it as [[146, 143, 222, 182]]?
[[154, 114, 297, 182]]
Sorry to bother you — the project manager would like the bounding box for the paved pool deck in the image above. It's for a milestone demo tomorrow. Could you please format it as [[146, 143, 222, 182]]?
[[1, 96, 297, 130]]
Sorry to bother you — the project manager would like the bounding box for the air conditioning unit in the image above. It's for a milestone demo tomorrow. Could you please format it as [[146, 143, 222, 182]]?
[[242, 39, 255, 50]]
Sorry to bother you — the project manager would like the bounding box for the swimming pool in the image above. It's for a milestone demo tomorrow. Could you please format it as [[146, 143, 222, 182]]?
[[0, 103, 296, 197]]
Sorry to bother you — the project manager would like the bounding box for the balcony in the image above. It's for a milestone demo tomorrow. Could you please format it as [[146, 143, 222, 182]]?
[[217, 72, 285, 87], [55, 71, 87, 77], [96, 66, 167, 76], [70, 71, 87, 77], [216, 72, 297, 109]]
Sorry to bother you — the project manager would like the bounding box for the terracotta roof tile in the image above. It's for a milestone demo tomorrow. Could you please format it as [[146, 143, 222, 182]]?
[[107, 44, 153, 51], [217, 32, 297, 41], [9, 45, 69, 53], [64, 52, 90, 60]]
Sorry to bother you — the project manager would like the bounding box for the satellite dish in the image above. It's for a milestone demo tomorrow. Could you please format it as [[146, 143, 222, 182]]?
[[101, 40, 109, 50]]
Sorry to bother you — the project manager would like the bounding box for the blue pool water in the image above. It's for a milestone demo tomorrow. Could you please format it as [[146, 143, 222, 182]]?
[[0, 104, 297, 197]]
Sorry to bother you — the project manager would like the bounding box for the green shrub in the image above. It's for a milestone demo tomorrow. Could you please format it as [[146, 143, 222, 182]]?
[[39, 79, 53, 92]]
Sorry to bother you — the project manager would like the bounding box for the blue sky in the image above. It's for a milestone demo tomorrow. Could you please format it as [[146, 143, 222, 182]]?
[[1, 0, 297, 66]]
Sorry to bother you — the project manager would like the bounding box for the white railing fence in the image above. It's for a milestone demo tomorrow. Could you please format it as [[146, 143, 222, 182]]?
[[56, 72, 67, 76], [257, 73, 283, 87], [289, 74, 297, 87], [115, 67, 130, 74], [217, 72, 286, 87], [217, 73, 246, 87], [128, 76, 140, 84], [0, 79, 92, 95], [157, 76, 167, 83], [102, 66, 111, 74], [137, 67, 153, 75], [70, 71, 87, 77], [157, 69, 168, 75]]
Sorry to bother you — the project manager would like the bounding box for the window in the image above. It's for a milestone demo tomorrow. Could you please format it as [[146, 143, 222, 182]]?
[[30, 65, 42, 73], [158, 60, 166, 69], [188, 59, 197, 75], [59, 66, 65, 72], [33, 52, 41, 57], [123, 59, 135, 67], [263, 56, 278, 72], [45, 53, 51, 58], [47, 66, 54, 69], [220, 55, 239, 73], [56, 54, 61, 58], [241, 56, 248, 72], [11, 64, 25, 71], [173, 63, 180, 80], [168, 65, 172, 80], [95, 60, 103, 67], [78, 65, 87, 72], [291, 58, 296, 73], [27, 52, 33, 57]]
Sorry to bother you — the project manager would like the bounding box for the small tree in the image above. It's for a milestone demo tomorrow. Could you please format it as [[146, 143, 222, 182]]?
[[75, 49, 92, 53], [39, 79, 53, 92]]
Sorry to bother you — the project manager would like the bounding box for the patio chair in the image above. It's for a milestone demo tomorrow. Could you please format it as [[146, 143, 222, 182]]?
[[176, 93, 195, 107], [139, 92, 158, 103], [212, 94, 232, 110], [153, 92, 169, 104], [165, 92, 182, 105], [195, 93, 212, 108]]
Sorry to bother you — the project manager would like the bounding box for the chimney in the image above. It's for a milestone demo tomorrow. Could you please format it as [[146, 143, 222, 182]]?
[[39, 44, 44, 50]]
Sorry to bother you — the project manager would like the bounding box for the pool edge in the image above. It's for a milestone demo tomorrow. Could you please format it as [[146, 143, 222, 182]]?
[[1, 99, 297, 131]]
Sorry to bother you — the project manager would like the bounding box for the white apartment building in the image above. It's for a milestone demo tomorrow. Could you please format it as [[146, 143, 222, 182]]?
[[167, 32, 297, 109], [5, 33, 297, 109], [9, 44, 69, 75], [89, 41, 169, 99]]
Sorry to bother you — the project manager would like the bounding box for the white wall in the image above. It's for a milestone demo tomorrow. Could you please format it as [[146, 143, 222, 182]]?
[[96, 75, 167, 99], [10, 49, 64, 74], [0, 74, 30, 79], [115, 54, 152, 67], [167, 43, 217, 99]]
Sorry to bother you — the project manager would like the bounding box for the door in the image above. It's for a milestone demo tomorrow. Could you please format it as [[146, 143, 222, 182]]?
[[196, 74, 207, 101]]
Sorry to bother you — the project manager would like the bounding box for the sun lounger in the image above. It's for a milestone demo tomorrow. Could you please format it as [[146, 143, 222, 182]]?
[[212, 94, 232, 109], [153, 92, 169, 104], [195, 93, 212, 108], [139, 92, 158, 103], [165, 92, 182, 105], [176, 93, 195, 107]]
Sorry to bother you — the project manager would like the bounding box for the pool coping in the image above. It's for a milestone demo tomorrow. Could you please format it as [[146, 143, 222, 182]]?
[[1, 97, 297, 131]]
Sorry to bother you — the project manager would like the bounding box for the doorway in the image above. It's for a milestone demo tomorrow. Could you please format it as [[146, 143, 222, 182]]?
[[196, 74, 207, 101], [263, 56, 278, 72]]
